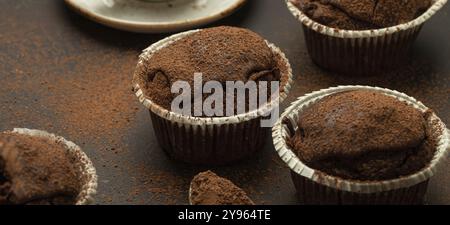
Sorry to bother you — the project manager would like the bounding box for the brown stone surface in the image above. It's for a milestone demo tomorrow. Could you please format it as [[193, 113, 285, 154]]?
[[0, 0, 448, 204]]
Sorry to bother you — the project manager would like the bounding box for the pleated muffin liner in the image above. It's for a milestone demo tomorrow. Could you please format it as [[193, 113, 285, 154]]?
[[272, 86, 450, 204], [132, 29, 294, 165], [7, 128, 98, 205], [285, 0, 448, 75]]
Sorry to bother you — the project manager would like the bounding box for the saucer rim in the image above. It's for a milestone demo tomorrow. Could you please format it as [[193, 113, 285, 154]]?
[[65, 0, 247, 33]]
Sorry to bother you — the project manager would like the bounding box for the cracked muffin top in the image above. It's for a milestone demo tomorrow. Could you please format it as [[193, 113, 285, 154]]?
[[288, 90, 437, 181], [190, 171, 254, 205], [134, 26, 289, 115], [290, 0, 431, 30], [0, 133, 82, 205]]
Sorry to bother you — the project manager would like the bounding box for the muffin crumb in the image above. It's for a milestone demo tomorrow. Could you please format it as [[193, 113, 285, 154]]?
[[190, 171, 254, 205]]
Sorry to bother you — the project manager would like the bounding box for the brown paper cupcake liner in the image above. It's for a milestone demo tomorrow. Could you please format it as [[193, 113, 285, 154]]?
[[133, 29, 294, 165], [149, 111, 269, 165], [290, 171, 429, 205], [286, 0, 448, 75], [272, 86, 450, 205], [8, 128, 98, 205]]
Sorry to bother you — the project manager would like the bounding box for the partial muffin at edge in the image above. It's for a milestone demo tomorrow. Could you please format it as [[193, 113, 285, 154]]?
[[0, 133, 82, 205]]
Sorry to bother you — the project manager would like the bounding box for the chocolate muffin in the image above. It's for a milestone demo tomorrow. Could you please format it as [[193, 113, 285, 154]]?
[[190, 171, 254, 205], [0, 133, 82, 205], [289, 90, 436, 181], [134, 26, 288, 115], [132, 26, 293, 165], [290, 0, 431, 30]]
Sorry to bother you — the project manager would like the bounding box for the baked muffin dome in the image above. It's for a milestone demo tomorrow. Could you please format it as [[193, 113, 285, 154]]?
[[134, 26, 288, 115], [289, 90, 436, 180], [290, 0, 431, 30]]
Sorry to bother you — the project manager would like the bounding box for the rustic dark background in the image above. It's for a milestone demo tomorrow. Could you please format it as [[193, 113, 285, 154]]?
[[0, 0, 449, 205]]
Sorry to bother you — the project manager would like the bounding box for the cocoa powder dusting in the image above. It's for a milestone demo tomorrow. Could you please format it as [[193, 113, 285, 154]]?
[[44, 59, 140, 146], [1, 50, 139, 151], [134, 26, 288, 114]]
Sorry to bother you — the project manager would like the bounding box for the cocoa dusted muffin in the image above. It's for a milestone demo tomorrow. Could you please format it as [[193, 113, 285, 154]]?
[[134, 26, 288, 115], [0, 133, 82, 205], [190, 171, 254, 205], [290, 0, 431, 30], [289, 90, 437, 181]]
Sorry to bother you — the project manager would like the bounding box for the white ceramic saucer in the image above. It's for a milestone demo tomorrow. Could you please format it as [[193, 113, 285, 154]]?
[[65, 0, 246, 33]]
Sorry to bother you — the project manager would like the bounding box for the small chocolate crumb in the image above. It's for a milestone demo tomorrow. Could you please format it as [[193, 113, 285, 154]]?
[[190, 171, 254, 205]]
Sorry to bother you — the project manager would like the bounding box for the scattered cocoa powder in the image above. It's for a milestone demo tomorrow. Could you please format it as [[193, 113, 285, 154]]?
[[44, 59, 140, 147], [127, 165, 189, 205], [0, 49, 140, 152]]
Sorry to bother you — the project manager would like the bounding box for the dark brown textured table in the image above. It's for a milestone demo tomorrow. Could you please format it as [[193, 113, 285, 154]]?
[[0, 0, 449, 205]]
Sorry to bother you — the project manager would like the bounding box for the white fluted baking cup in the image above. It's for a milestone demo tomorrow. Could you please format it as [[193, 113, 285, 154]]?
[[7, 128, 98, 205], [132, 28, 294, 126], [272, 86, 450, 194], [188, 185, 193, 205], [286, 0, 448, 38]]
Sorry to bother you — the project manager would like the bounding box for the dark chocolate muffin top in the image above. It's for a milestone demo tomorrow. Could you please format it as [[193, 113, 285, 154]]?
[[190, 171, 254, 205], [290, 0, 431, 30], [0, 133, 82, 205], [289, 90, 436, 181], [134, 26, 288, 114]]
